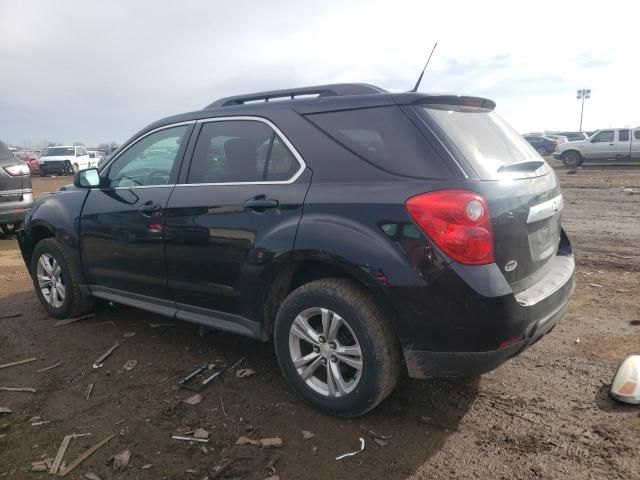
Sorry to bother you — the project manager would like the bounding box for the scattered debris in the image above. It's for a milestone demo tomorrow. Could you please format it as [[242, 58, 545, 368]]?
[[0, 357, 37, 370], [183, 393, 203, 405], [373, 438, 388, 447], [114, 418, 127, 425], [58, 434, 114, 477], [0, 386, 36, 393], [208, 363, 216, 370], [111, 449, 131, 471], [36, 362, 62, 373], [236, 436, 260, 446], [264, 476, 280, 480], [259, 437, 283, 449], [141, 464, 153, 470], [53, 313, 95, 327], [31, 420, 50, 426], [160, 402, 188, 420], [93, 321, 116, 327], [171, 435, 209, 443], [220, 396, 227, 416], [623, 188, 635, 195], [336, 437, 365, 460], [31, 459, 52, 472], [566, 170, 577, 175], [85, 383, 95, 400], [148, 322, 175, 328], [122, 332, 136, 338], [50, 433, 92, 475], [363, 428, 392, 440], [302, 430, 315, 440], [575, 337, 581, 344], [420, 416, 460, 431], [193, 428, 210, 439], [178, 357, 245, 391], [92, 342, 122, 368], [236, 368, 256, 378], [0, 313, 22, 320], [122, 360, 137, 371], [0, 407, 12, 415], [630, 320, 640, 326], [617, 289, 629, 293], [589, 283, 603, 288], [84, 473, 102, 480]]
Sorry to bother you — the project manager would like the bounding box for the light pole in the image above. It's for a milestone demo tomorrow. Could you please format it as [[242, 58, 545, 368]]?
[[576, 89, 591, 132]]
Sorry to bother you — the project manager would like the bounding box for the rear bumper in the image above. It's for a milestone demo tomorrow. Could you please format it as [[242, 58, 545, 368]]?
[[0, 194, 33, 225], [374, 236, 575, 378], [403, 285, 571, 378], [41, 161, 71, 173]]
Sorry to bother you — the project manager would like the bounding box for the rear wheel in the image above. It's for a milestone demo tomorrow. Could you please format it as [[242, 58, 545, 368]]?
[[73, 163, 79, 173], [562, 151, 582, 167], [274, 278, 401, 417], [30, 238, 93, 319]]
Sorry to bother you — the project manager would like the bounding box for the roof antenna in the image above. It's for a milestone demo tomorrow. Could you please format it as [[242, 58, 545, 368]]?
[[411, 42, 438, 93]]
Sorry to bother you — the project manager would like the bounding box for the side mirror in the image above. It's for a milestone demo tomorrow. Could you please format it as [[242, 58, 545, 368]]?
[[74, 168, 101, 188]]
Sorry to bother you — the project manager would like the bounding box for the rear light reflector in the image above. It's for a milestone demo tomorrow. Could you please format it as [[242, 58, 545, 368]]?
[[405, 190, 495, 265], [498, 335, 525, 350]]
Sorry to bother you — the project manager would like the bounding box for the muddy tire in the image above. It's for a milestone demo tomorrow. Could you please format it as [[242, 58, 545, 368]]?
[[562, 151, 582, 168], [30, 238, 93, 319], [274, 278, 401, 417]]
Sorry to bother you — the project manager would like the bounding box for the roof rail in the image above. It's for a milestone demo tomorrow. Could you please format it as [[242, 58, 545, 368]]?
[[204, 83, 386, 109]]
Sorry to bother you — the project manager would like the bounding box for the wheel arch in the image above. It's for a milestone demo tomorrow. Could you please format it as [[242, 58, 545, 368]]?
[[259, 255, 403, 344]]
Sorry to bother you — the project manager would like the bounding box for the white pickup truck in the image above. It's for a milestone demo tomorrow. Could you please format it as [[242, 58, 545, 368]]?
[[554, 128, 640, 167]]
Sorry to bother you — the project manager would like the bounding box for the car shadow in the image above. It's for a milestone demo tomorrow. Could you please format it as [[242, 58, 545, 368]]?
[[594, 383, 638, 413], [0, 290, 479, 480]]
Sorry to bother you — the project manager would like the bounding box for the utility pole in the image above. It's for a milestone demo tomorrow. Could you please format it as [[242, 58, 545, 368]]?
[[576, 89, 591, 131]]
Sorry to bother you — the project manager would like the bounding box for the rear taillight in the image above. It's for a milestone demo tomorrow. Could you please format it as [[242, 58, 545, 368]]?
[[3, 164, 30, 176], [405, 190, 495, 265]]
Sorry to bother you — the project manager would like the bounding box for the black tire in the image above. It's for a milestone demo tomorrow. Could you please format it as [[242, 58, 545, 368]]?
[[30, 238, 93, 319], [562, 151, 582, 168], [274, 278, 401, 417]]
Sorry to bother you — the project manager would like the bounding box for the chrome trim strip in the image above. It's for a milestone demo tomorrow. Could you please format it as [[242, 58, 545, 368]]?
[[526, 194, 563, 224], [103, 116, 307, 189], [514, 255, 574, 307]]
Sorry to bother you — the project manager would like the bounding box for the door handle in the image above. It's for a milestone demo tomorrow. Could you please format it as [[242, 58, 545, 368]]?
[[244, 197, 279, 211], [138, 202, 162, 216]]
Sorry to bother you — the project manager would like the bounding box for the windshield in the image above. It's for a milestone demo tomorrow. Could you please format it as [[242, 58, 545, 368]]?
[[46, 147, 75, 156], [416, 105, 544, 179]]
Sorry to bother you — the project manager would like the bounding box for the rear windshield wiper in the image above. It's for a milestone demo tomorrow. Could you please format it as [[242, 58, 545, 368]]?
[[497, 160, 545, 173]]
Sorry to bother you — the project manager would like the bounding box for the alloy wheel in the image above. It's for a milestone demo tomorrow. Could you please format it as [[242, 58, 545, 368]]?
[[36, 253, 66, 308], [288, 307, 363, 397]]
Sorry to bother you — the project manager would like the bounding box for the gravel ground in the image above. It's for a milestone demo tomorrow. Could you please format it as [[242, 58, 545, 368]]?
[[0, 165, 639, 480]]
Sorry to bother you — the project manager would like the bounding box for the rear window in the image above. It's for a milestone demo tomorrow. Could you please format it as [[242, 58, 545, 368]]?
[[415, 105, 542, 179], [306, 106, 451, 179]]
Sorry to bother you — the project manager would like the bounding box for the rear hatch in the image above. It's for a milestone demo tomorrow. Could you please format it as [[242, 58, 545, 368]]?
[[414, 103, 563, 292]]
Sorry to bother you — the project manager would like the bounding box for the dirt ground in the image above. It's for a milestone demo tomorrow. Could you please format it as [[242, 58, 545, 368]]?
[[1, 164, 639, 480]]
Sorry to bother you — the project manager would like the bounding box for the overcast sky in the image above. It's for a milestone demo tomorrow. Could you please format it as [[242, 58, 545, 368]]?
[[1, 0, 638, 147]]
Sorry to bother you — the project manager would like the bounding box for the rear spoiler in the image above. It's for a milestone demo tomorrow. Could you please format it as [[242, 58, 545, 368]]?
[[412, 95, 496, 110]]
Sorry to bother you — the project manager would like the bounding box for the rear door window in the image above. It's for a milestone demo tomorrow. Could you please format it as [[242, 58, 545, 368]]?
[[306, 106, 451, 179], [619, 130, 630, 141], [187, 120, 302, 184]]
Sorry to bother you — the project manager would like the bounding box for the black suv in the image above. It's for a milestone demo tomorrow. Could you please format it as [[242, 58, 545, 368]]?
[[18, 84, 575, 416]]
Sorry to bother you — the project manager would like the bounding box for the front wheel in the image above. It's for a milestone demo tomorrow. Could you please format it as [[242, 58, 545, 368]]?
[[274, 278, 401, 417], [562, 151, 582, 167], [30, 238, 93, 319]]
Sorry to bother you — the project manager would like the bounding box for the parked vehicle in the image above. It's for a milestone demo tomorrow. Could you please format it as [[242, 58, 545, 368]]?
[[38, 145, 92, 176], [555, 131, 589, 142], [0, 141, 33, 235], [14, 151, 40, 175], [17, 84, 575, 416], [554, 128, 640, 167], [523, 135, 559, 155], [87, 150, 104, 166]]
